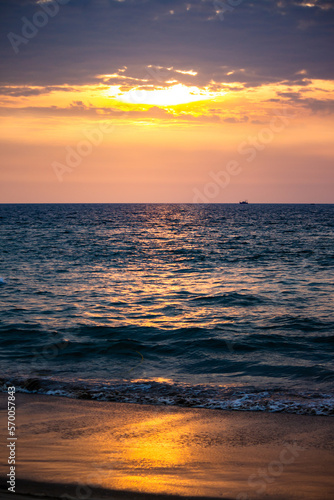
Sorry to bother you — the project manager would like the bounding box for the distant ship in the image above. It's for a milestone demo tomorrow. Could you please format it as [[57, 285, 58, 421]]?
[[239, 200, 248, 205]]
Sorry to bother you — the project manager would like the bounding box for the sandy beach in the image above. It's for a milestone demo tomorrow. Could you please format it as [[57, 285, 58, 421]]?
[[0, 393, 333, 499]]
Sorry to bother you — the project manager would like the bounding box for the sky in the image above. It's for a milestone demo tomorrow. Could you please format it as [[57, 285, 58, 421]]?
[[0, 0, 333, 203]]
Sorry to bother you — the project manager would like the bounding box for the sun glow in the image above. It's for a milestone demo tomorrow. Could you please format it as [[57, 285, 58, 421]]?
[[114, 84, 218, 106]]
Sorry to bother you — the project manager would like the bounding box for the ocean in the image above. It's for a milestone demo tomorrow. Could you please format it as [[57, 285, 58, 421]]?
[[0, 203, 333, 415]]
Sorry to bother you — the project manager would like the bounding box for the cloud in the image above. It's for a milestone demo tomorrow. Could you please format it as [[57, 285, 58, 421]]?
[[223, 116, 249, 123], [0, 85, 77, 97], [270, 90, 334, 114], [297, 97, 334, 114], [0, 100, 227, 123], [0, 0, 333, 90]]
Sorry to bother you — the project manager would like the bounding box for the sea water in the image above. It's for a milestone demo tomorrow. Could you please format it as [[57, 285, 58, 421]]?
[[0, 204, 333, 414]]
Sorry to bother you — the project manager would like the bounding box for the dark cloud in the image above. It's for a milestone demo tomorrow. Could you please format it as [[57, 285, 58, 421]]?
[[302, 98, 334, 114], [224, 116, 249, 123], [0, 0, 333, 89], [268, 90, 334, 114], [277, 91, 303, 100], [0, 85, 78, 96]]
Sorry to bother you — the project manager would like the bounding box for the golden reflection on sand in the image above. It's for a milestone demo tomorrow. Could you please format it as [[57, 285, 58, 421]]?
[[91, 412, 205, 495]]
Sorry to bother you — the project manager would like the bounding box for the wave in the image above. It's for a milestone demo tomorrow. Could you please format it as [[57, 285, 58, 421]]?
[[1, 377, 333, 416], [190, 292, 266, 306]]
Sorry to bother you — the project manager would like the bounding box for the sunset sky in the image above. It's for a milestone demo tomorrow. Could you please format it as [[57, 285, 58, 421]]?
[[0, 0, 333, 203]]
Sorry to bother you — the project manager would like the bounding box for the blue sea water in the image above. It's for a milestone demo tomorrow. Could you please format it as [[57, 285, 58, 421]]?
[[0, 204, 333, 415]]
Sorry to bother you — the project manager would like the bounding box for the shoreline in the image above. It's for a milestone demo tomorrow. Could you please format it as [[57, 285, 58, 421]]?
[[1, 380, 333, 416], [1, 393, 334, 499]]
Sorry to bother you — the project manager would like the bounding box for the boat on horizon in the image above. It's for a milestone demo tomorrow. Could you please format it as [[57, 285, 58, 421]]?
[[239, 200, 249, 205]]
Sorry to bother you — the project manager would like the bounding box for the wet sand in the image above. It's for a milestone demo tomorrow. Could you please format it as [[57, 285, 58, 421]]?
[[0, 393, 333, 499]]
